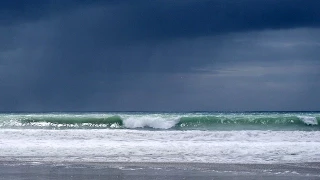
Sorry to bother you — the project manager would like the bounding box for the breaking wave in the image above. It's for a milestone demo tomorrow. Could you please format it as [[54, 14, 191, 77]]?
[[0, 112, 319, 130]]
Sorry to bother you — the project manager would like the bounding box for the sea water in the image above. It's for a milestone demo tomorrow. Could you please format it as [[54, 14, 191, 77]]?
[[1, 112, 320, 164]]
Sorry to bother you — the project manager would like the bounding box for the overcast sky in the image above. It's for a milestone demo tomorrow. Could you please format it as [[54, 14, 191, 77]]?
[[0, 0, 320, 111]]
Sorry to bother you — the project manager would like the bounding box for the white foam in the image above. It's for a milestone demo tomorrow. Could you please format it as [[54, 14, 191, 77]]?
[[298, 116, 318, 125], [1, 129, 320, 164], [122, 115, 179, 129]]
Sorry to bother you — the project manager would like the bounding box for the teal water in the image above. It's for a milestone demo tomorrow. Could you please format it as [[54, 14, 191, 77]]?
[[2, 112, 320, 164], [0, 112, 319, 131]]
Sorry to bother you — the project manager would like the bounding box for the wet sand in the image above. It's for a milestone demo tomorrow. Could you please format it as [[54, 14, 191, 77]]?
[[1, 161, 320, 180]]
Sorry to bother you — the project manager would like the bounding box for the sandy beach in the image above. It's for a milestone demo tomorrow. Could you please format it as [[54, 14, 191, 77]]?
[[1, 161, 320, 180]]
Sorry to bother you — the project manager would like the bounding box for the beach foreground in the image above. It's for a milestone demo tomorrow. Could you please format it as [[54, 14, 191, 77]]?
[[1, 112, 320, 179], [1, 161, 320, 180]]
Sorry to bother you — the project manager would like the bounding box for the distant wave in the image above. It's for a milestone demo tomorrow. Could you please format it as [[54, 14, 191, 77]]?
[[0, 113, 319, 130]]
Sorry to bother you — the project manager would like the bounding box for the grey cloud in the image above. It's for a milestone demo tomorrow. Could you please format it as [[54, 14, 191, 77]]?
[[2, 0, 320, 37], [1, 1, 320, 111]]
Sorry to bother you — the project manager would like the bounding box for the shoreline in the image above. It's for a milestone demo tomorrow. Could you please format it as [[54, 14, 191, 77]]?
[[1, 161, 320, 180]]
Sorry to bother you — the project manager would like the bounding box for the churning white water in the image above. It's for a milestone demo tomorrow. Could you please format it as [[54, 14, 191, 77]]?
[[1, 129, 320, 164]]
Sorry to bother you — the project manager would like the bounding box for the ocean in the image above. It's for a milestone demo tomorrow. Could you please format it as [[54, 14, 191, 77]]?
[[1, 111, 320, 164]]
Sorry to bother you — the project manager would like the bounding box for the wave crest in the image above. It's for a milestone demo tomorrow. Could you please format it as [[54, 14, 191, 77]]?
[[0, 113, 319, 130], [122, 116, 178, 129]]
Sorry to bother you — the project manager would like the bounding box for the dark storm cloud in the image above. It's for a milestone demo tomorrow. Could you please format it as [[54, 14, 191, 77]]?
[[2, 0, 320, 37], [0, 0, 106, 25], [126, 0, 320, 40], [0, 0, 320, 111], [41, 0, 320, 74]]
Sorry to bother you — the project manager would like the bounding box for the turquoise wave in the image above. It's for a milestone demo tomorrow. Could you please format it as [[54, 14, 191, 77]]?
[[20, 115, 123, 126], [175, 116, 319, 130], [0, 113, 319, 130]]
